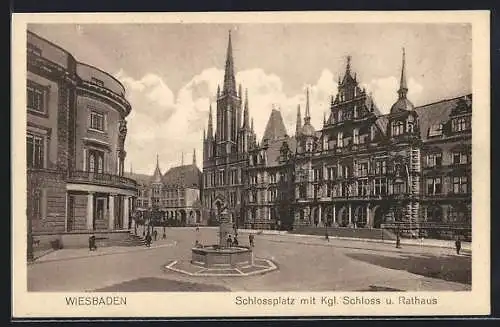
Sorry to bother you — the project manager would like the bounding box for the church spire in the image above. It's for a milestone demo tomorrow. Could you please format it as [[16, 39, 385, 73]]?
[[207, 103, 213, 139], [346, 55, 352, 76], [243, 88, 250, 129], [296, 104, 302, 136], [398, 47, 408, 99], [152, 153, 162, 183], [222, 30, 237, 96], [304, 87, 311, 125], [192, 148, 196, 165]]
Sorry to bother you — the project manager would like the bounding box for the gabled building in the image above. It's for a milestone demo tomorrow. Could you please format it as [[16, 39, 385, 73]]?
[[199, 36, 471, 239], [126, 150, 203, 226]]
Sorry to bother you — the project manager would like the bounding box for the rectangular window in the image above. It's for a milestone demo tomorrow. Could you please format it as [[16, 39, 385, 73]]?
[[452, 152, 468, 165], [95, 198, 105, 220], [27, 82, 46, 114], [358, 162, 368, 177], [27, 133, 45, 168], [453, 176, 468, 194], [337, 132, 343, 148], [427, 153, 442, 167], [452, 116, 471, 132], [426, 177, 442, 195], [313, 169, 320, 181], [90, 111, 105, 131], [353, 128, 359, 145]]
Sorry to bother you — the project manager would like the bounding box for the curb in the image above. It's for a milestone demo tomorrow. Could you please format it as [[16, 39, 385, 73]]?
[[29, 241, 177, 265]]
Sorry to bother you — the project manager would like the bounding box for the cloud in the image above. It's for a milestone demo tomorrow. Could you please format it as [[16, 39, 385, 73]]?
[[118, 67, 422, 175], [362, 76, 424, 114]]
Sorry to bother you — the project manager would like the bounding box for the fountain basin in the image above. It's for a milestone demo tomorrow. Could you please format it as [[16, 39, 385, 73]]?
[[191, 245, 253, 268]]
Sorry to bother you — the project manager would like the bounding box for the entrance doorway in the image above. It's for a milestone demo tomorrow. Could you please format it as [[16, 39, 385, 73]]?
[[373, 206, 384, 228]]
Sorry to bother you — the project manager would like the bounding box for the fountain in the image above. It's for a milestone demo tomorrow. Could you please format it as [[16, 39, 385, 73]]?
[[164, 195, 277, 276], [191, 199, 252, 268]]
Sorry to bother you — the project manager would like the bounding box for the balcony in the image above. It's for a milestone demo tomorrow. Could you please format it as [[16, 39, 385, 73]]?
[[68, 170, 137, 190]]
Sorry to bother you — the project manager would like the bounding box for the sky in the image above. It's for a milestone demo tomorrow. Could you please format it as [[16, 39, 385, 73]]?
[[28, 23, 472, 175]]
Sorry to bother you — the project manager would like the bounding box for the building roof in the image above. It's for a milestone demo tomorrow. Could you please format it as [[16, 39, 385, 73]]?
[[162, 164, 201, 188], [415, 94, 471, 140], [264, 136, 297, 167], [124, 172, 152, 186], [390, 97, 415, 113], [262, 108, 288, 142]]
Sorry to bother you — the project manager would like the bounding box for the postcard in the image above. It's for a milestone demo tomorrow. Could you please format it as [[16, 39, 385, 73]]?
[[12, 11, 490, 318]]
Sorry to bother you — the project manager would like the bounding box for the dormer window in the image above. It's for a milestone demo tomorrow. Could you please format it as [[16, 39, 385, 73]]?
[[452, 116, 471, 132], [392, 121, 405, 136], [407, 121, 414, 133], [371, 125, 376, 141], [428, 123, 443, 137]]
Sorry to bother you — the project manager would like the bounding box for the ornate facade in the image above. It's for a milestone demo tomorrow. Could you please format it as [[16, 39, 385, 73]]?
[[27, 31, 137, 240], [201, 35, 472, 239], [127, 151, 203, 226]]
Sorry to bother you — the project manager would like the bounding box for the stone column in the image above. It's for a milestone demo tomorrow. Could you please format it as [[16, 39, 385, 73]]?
[[108, 194, 115, 230], [333, 204, 336, 226], [366, 203, 371, 228], [348, 203, 352, 226], [123, 196, 130, 230], [87, 192, 94, 231], [318, 205, 322, 226]]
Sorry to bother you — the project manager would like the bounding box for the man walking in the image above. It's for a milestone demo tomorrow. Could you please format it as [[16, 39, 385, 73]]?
[[455, 235, 462, 255]]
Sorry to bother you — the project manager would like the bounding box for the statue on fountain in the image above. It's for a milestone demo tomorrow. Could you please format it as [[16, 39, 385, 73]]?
[[215, 198, 234, 249]]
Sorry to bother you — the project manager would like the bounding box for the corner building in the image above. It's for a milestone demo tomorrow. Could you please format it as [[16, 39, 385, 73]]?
[[27, 31, 137, 246]]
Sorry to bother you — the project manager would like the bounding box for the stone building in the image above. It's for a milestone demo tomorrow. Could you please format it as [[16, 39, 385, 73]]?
[[201, 37, 472, 238], [26, 30, 137, 247], [126, 150, 203, 226], [202, 31, 257, 226]]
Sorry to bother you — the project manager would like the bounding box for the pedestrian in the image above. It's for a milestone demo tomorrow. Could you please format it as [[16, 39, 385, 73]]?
[[145, 231, 152, 248], [325, 231, 330, 242], [153, 229, 158, 241], [249, 234, 254, 247], [227, 234, 233, 248], [455, 235, 462, 255], [233, 237, 239, 246], [88, 235, 97, 251], [196, 224, 200, 232]]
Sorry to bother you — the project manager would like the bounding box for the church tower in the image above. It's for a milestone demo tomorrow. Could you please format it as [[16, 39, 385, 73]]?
[[215, 30, 242, 158]]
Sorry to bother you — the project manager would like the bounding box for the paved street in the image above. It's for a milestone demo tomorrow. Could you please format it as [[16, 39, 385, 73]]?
[[28, 227, 471, 292]]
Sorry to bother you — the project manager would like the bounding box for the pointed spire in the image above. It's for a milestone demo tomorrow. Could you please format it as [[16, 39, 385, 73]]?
[[130, 162, 133, 174], [304, 87, 311, 125], [222, 30, 237, 96], [152, 153, 162, 183], [243, 88, 250, 129], [207, 103, 213, 138], [192, 148, 196, 165], [296, 104, 302, 136], [346, 55, 352, 75], [398, 47, 408, 99], [251, 118, 254, 132], [238, 84, 242, 99], [217, 84, 220, 98], [203, 128, 206, 140], [323, 112, 326, 125]]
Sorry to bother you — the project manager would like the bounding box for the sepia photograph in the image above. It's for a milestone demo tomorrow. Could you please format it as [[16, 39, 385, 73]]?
[[12, 11, 490, 317]]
